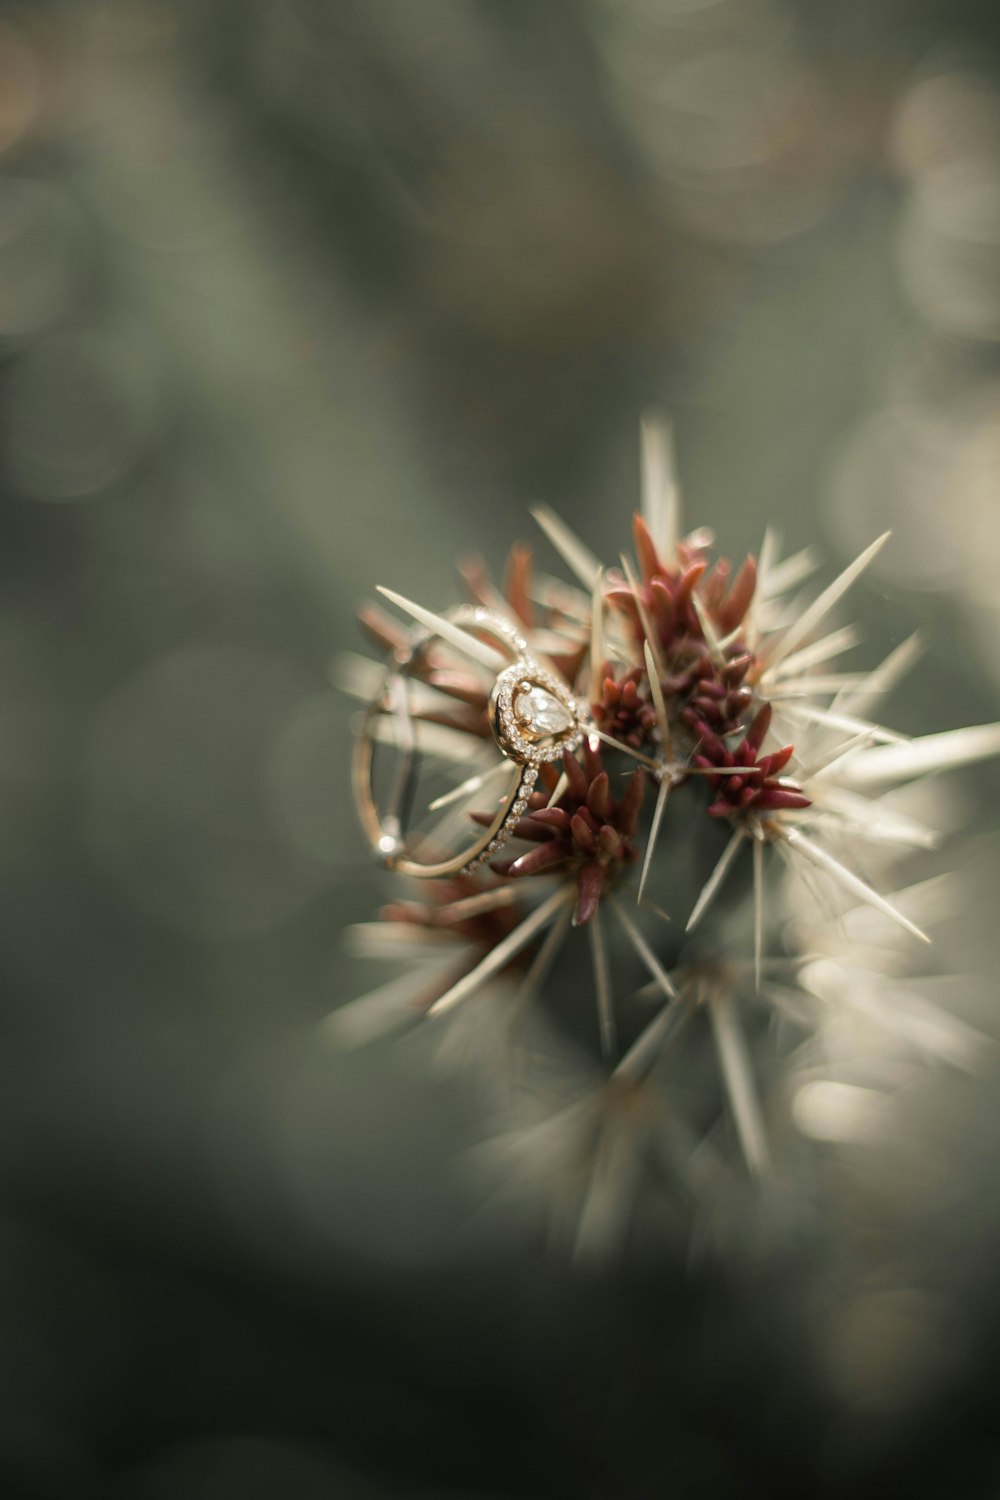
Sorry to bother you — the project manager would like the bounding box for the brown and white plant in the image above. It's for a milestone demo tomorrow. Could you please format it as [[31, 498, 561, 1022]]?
[[335, 418, 1000, 1257]]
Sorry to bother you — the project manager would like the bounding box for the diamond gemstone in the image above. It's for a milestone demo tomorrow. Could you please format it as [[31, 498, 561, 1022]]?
[[514, 684, 573, 737]]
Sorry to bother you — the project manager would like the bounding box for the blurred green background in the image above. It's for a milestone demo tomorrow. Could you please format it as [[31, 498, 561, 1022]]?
[[3, 1, 1000, 1495]]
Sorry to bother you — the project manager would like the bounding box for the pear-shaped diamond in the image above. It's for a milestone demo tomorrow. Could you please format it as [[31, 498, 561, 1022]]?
[[515, 683, 573, 738]]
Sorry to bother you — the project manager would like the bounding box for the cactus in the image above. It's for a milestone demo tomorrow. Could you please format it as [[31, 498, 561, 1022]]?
[[339, 418, 1000, 1258]]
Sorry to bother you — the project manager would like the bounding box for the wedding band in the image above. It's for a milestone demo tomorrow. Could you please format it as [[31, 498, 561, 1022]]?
[[353, 605, 590, 878]]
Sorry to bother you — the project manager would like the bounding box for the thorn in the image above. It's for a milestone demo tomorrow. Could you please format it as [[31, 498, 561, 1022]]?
[[763, 532, 890, 672], [686, 828, 746, 932], [640, 412, 679, 563], [619, 552, 668, 684], [770, 624, 861, 681], [589, 907, 617, 1061], [782, 827, 931, 943], [376, 587, 506, 670], [428, 761, 509, 812], [638, 776, 671, 904], [644, 639, 672, 759], [611, 895, 679, 1002], [428, 887, 574, 1016], [753, 838, 764, 992], [590, 569, 605, 695], [531, 505, 602, 589], [835, 722, 1000, 788], [709, 992, 771, 1177]]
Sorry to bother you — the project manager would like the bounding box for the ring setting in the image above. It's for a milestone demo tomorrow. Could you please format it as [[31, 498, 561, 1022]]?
[[354, 603, 591, 878], [491, 662, 587, 765]]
